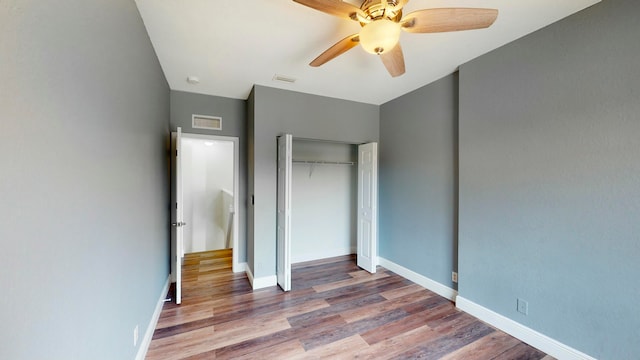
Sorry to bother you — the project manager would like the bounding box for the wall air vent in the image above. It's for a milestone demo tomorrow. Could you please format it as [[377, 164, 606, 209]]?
[[192, 114, 222, 131]]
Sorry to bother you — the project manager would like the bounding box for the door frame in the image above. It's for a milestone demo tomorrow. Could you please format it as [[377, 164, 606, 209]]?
[[173, 132, 241, 273]]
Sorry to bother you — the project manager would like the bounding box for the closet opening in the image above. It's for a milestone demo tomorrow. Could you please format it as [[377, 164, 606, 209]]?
[[291, 139, 358, 264]]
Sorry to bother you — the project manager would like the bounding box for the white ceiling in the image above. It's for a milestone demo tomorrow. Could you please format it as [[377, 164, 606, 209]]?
[[135, 0, 599, 105]]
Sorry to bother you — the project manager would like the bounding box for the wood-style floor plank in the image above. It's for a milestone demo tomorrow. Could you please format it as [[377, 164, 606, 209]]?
[[438, 331, 523, 360], [312, 271, 390, 292], [359, 302, 453, 345], [146, 251, 553, 359], [213, 314, 347, 359], [156, 304, 215, 330], [491, 341, 548, 360], [379, 283, 425, 300], [386, 320, 494, 360], [352, 325, 437, 360], [291, 334, 369, 359], [339, 289, 432, 323], [234, 339, 306, 360]]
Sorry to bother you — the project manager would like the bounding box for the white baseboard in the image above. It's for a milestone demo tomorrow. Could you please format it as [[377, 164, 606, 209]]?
[[292, 248, 354, 264], [135, 275, 170, 360], [456, 296, 596, 360], [233, 262, 247, 273], [245, 265, 277, 290], [377, 257, 457, 301]]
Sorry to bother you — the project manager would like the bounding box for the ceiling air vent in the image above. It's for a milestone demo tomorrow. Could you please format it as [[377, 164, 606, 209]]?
[[192, 114, 222, 131], [273, 74, 297, 84]]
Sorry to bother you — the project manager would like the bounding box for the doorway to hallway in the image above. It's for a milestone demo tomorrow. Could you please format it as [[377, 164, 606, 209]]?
[[171, 129, 240, 304], [182, 136, 234, 253]]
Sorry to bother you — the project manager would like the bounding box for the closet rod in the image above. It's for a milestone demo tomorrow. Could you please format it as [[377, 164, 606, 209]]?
[[292, 160, 355, 166], [292, 137, 365, 145]]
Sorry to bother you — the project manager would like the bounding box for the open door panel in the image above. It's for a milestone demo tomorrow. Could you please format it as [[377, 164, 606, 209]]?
[[357, 142, 378, 273], [276, 134, 293, 291]]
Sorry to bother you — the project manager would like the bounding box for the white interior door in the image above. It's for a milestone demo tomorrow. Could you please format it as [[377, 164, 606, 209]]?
[[171, 127, 185, 304], [357, 142, 378, 273], [277, 134, 292, 291]]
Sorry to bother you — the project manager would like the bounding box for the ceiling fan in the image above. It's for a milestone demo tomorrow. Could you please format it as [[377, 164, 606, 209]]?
[[293, 0, 499, 77]]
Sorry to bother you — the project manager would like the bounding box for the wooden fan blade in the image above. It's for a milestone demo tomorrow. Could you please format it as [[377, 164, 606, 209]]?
[[310, 34, 360, 67], [293, 0, 364, 21], [380, 43, 405, 77], [401, 8, 498, 33]]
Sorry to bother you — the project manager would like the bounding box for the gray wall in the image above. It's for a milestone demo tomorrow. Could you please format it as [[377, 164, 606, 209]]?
[[248, 85, 379, 278], [379, 74, 459, 289], [291, 141, 358, 263], [170, 90, 247, 263], [458, 0, 640, 358], [0, 1, 169, 359]]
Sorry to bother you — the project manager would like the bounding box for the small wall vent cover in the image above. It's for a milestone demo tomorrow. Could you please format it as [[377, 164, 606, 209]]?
[[272, 74, 297, 84], [192, 114, 222, 131]]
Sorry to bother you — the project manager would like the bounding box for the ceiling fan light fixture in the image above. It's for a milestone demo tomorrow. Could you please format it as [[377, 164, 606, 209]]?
[[359, 19, 401, 55]]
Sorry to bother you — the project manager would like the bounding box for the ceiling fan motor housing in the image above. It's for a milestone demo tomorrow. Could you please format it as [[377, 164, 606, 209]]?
[[359, 0, 403, 23]]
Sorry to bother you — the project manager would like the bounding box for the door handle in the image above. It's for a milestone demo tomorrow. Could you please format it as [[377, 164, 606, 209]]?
[[171, 221, 187, 227]]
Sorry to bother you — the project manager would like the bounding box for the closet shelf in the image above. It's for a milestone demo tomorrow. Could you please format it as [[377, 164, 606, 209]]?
[[292, 160, 355, 166]]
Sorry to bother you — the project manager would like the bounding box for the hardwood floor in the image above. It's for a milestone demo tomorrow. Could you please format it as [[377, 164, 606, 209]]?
[[147, 250, 553, 359]]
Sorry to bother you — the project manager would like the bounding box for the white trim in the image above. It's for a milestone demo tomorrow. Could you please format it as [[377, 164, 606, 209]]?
[[377, 257, 458, 301], [456, 296, 597, 360], [245, 265, 254, 285], [291, 248, 354, 264], [245, 266, 277, 290], [135, 276, 170, 360]]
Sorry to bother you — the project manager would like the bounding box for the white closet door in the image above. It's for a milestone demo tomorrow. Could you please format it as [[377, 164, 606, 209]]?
[[277, 134, 293, 291], [357, 142, 378, 273]]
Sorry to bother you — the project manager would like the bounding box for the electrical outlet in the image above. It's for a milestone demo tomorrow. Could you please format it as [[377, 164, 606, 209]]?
[[452, 271, 458, 283], [133, 325, 139, 347], [517, 298, 528, 315]]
